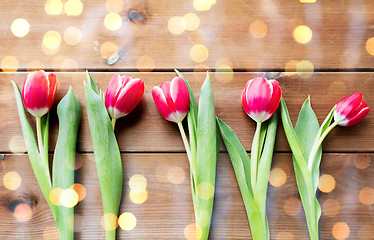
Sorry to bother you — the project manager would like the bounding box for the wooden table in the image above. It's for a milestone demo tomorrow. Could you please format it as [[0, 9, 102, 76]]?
[[1, 0, 373, 239]]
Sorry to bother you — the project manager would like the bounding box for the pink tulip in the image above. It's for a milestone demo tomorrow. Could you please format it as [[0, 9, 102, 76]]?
[[105, 73, 145, 119], [241, 76, 282, 122], [334, 92, 370, 127], [22, 70, 57, 117], [152, 77, 190, 123]]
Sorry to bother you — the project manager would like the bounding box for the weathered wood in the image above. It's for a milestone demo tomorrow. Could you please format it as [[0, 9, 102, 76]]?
[[1, 72, 373, 152], [0, 1, 373, 70], [0, 153, 372, 239]]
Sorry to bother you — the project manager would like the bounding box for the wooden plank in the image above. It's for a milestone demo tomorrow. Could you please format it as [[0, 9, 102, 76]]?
[[1, 1, 374, 71], [1, 72, 373, 153], [0, 153, 373, 239]]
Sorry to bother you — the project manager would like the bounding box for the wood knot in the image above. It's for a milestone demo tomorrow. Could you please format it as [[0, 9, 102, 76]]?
[[6, 193, 38, 212], [127, 9, 148, 24], [0, 154, 4, 160]]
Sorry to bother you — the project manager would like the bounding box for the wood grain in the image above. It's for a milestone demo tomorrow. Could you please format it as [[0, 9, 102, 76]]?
[[1, 72, 373, 153], [1, 1, 374, 70], [0, 153, 372, 239]]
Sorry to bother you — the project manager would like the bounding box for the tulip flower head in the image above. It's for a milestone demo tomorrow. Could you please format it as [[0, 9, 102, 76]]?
[[334, 92, 370, 127], [22, 70, 57, 117], [241, 76, 282, 122], [152, 77, 190, 123], [105, 73, 145, 119]]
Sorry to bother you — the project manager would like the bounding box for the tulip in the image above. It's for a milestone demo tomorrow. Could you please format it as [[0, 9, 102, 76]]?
[[22, 70, 58, 117], [241, 76, 282, 123], [105, 73, 145, 128], [334, 92, 370, 127], [152, 77, 190, 123]]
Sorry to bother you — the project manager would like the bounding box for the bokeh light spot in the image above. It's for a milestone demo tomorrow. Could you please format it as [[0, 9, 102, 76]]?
[[106, 0, 124, 13], [359, 187, 374, 206], [359, 225, 374, 240], [183, 13, 200, 31], [197, 182, 214, 200], [27, 59, 45, 72], [50, 188, 63, 206], [43, 31, 62, 50], [353, 155, 371, 169], [168, 16, 186, 35], [104, 12, 123, 31], [366, 38, 374, 55], [43, 226, 59, 240], [328, 81, 347, 96], [100, 42, 118, 60], [190, 44, 209, 63], [45, 0, 64, 15], [269, 168, 287, 187], [296, 60, 314, 79], [332, 222, 350, 240], [136, 55, 155, 72], [11, 18, 30, 38], [193, 0, 214, 11], [3, 171, 22, 190], [60, 58, 79, 70], [276, 231, 294, 240], [14, 204, 32, 222], [285, 60, 298, 72], [318, 174, 336, 193], [167, 166, 186, 184], [300, 0, 316, 2], [129, 174, 147, 192], [64, 0, 83, 16], [9, 135, 26, 153], [283, 198, 301, 216], [249, 20, 268, 39], [118, 212, 137, 231], [322, 199, 340, 217], [60, 189, 79, 208], [101, 213, 118, 231], [215, 58, 234, 83], [72, 184, 86, 202], [63, 26, 82, 46], [184, 223, 202, 240], [1, 56, 19, 72], [129, 189, 148, 204], [293, 25, 312, 44]]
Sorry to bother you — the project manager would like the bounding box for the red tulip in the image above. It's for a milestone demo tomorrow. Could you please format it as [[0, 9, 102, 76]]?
[[22, 70, 57, 117], [241, 76, 282, 122], [334, 92, 370, 127], [105, 73, 145, 119], [152, 77, 190, 123]]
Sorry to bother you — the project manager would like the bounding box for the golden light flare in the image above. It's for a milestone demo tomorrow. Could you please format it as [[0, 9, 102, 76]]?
[[332, 222, 350, 240], [60, 189, 79, 208], [359, 225, 374, 240], [318, 174, 336, 193], [296, 60, 314, 79], [27, 59, 45, 72], [276, 231, 295, 240], [14, 204, 32, 222], [193, 0, 216, 11], [197, 182, 214, 200], [283, 198, 301, 216], [168, 16, 186, 35], [43, 31, 62, 53], [129, 189, 148, 204], [300, 0, 316, 2], [249, 20, 268, 39], [106, 0, 124, 13], [322, 199, 340, 217], [183, 13, 200, 31], [50, 188, 63, 206], [100, 41, 118, 60], [328, 81, 347, 96], [118, 212, 137, 231], [61, 58, 79, 70], [1, 56, 19, 73], [11, 18, 30, 38], [190, 44, 209, 63], [359, 187, 374, 206], [136, 55, 155, 72], [167, 166, 186, 184], [129, 174, 147, 192], [9, 135, 26, 153], [293, 25, 312, 44], [72, 183, 87, 202], [365, 38, 374, 55], [104, 12, 123, 31], [353, 155, 371, 169], [285, 60, 298, 72], [3, 171, 22, 190], [63, 26, 82, 46], [215, 58, 234, 83], [45, 0, 64, 15], [43, 226, 59, 240], [101, 213, 118, 231], [64, 0, 83, 16], [184, 223, 202, 240], [269, 168, 287, 187]]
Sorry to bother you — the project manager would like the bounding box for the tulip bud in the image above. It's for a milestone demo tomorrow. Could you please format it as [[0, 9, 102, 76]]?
[[334, 92, 370, 127], [105, 73, 145, 119], [22, 70, 58, 117], [241, 76, 282, 122], [152, 77, 190, 123]]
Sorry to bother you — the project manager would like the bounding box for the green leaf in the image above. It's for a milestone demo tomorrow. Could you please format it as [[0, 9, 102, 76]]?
[[53, 87, 81, 240], [86, 70, 99, 94], [84, 81, 122, 240], [11, 81, 55, 219]]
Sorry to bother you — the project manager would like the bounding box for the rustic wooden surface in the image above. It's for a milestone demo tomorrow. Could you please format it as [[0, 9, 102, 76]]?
[[1, 0, 374, 239]]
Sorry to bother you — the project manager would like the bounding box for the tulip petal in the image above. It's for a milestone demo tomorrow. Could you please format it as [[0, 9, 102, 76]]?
[[170, 77, 190, 114], [114, 78, 144, 118], [244, 77, 273, 121], [267, 80, 282, 115], [105, 73, 122, 109], [339, 107, 370, 127], [335, 93, 363, 118], [46, 73, 57, 111], [152, 86, 174, 121]]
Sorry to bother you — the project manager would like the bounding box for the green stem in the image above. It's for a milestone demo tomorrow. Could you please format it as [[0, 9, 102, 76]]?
[[308, 121, 339, 170], [36, 116, 47, 167], [177, 121, 195, 177], [105, 230, 116, 240], [111, 117, 117, 130], [251, 121, 262, 191]]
